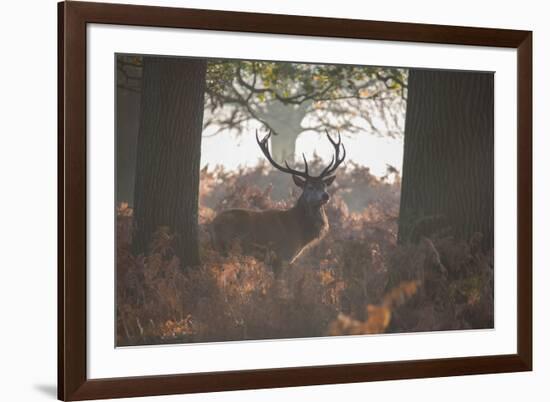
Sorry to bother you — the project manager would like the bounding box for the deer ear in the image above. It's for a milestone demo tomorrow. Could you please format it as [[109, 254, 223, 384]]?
[[323, 175, 336, 186], [292, 175, 306, 188]]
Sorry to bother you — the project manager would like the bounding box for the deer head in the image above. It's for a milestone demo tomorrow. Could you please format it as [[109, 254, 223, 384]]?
[[256, 130, 346, 211]]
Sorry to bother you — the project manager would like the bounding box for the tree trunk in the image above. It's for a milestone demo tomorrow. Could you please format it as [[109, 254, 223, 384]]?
[[116, 87, 141, 207], [253, 99, 311, 162], [270, 129, 297, 163], [398, 69, 494, 250], [132, 57, 206, 267]]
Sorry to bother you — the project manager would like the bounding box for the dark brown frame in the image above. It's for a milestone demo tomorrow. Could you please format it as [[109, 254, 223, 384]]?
[[58, 1, 532, 400]]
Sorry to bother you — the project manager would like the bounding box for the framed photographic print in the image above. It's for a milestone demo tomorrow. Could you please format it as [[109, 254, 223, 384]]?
[[58, 1, 532, 400]]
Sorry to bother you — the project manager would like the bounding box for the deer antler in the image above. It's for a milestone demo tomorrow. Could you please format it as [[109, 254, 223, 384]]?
[[318, 130, 346, 178], [256, 130, 310, 179], [256, 129, 345, 179]]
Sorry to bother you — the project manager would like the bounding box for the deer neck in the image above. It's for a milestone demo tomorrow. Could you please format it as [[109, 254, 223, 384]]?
[[293, 198, 329, 242]]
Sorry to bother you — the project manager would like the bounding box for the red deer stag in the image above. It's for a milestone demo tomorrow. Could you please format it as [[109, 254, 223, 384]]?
[[211, 130, 346, 274]]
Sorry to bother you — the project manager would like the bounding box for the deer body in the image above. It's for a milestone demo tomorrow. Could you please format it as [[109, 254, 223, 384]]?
[[212, 196, 329, 264], [211, 130, 345, 271]]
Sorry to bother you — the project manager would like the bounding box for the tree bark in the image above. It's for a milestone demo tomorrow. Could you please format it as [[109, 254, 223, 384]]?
[[253, 99, 311, 162], [398, 69, 494, 250], [270, 129, 297, 163], [132, 57, 206, 267], [116, 87, 141, 206]]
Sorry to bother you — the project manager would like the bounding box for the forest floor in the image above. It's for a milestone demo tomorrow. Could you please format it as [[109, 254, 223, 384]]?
[[116, 161, 493, 346]]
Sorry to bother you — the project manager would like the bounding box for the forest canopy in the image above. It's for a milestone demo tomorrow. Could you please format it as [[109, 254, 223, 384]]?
[[117, 56, 407, 161]]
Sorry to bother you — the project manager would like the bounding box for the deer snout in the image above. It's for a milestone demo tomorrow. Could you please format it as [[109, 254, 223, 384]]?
[[321, 192, 330, 203]]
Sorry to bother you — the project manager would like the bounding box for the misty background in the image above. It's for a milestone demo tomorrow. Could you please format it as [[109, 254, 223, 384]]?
[[116, 56, 408, 207]]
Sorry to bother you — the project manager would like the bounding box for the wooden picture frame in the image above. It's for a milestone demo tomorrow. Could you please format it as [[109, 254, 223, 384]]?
[[58, 1, 532, 400]]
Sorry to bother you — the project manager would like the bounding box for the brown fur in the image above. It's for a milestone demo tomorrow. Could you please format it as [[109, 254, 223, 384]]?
[[211, 201, 328, 269]]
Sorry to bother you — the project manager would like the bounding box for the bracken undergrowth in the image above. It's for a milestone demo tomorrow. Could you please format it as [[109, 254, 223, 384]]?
[[116, 161, 493, 346]]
